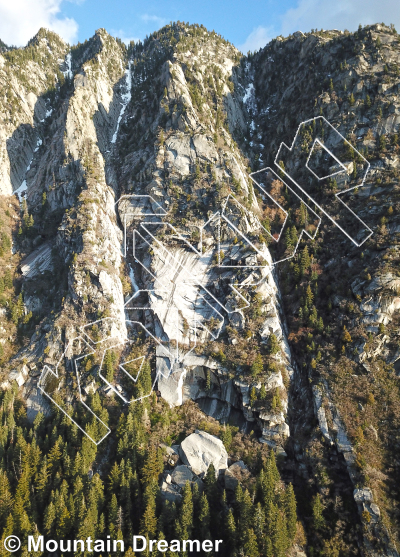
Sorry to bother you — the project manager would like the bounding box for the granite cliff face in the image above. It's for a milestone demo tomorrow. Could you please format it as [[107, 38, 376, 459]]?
[[1, 21, 400, 554]]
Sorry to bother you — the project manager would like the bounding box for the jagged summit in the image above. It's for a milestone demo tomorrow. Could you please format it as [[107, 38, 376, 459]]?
[[26, 27, 68, 48]]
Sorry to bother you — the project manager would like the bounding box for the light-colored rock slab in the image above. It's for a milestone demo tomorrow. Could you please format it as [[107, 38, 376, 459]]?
[[179, 430, 228, 476]]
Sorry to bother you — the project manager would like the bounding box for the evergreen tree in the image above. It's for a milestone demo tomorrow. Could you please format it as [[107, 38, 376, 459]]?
[[109, 493, 119, 535], [141, 446, 163, 489], [138, 360, 152, 397], [251, 353, 263, 377], [268, 333, 280, 355], [224, 508, 237, 552], [104, 350, 115, 382], [140, 487, 157, 539], [312, 493, 325, 530], [237, 489, 253, 542], [285, 484, 297, 541], [305, 284, 313, 306], [220, 426, 233, 452], [285, 226, 294, 251], [158, 501, 177, 540], [253, 502, 266, 551], [177, 482, 193, 539], [342, 326, 352, 343], [250, 386, 257, 407], [43, 501, 56, 534], [273, 511, 288, 557], [267, 449, 280, 484], [204, 463, 217, 502], [300, 246, 311, 274], [0, 471, 13, 527], [243, 528, 259, 557], [198, 492, 210, 539], [265, 537, 274, 557]]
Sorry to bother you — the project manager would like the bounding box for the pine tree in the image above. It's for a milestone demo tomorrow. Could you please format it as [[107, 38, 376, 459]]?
[[250, 386, 257, 407], [267, 449, 280, 484], [140, 487, 157, 539], [220, 426, 233, 452], [265, 537, 274, 557], [251, 353, 263, 377], [312, 493, 325, 530], [43, 501, 56, 534], [224, 508, 237, 551], [104, 350, 115, 382], [47, 437, 62, 472], [243, 528, 259, 557], [198, 492, 210, 539], [120, 473, 133, 538], [191, 481, 201, 517], [109, 461, 121, 490], [199, 359, 208, 386], [204, 463, 217, 499], [305, 284, 313, 306], [284, 484, 297, 541], [268, 333, 280, 355], [285, 226, 293, 251], [141, 446, 163, 489], [109, 493, 119, 535], [273, 511, 288, 557], [67, 493, 75, 529], [262, 214, 271, 234], [55, 499, 71, 538], [0, 471, 13, 526], [290, 225, 298, 247], [177, 482, 193, 538], [237, 489, 253, 542], [299, 203, 307, 226], [259, 467, 274, 507], [253, 502, 265, 550], [342, 326, 352, 343], [300, 246, 310, 274], [137, 360, 152, 398]]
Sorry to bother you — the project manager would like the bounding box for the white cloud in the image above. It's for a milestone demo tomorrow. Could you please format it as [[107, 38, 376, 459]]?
[[110, 29, 140, 46], [140, 14, 168, 28], [237, 26, 275, 54], [0, 0, 79, 46], [281, 0, 400, 36]]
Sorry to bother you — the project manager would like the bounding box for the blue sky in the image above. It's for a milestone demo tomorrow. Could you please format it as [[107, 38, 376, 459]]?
[[0, 0, 400, 51], [60, 0, 295, 50]]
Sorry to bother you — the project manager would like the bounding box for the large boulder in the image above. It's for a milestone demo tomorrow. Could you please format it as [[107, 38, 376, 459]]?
[[179, 430, 228, 476], [224, 461, 251, 491], [353, 488, 373, 503], [171, 465, 203, 489], [160, 480, 182, 502], [9, 364, 29, 387]]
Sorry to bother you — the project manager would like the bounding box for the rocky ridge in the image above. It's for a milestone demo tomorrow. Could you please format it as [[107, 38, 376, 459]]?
[[0, 20, 400, 555]]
